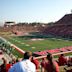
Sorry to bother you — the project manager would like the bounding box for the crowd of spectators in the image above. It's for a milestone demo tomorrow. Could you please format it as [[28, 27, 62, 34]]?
[[42, 24, 72, 38], [0, 51, 72, 72]]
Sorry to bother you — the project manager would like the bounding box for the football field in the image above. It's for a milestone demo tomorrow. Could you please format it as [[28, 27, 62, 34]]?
[[6, 36, 72, 52]]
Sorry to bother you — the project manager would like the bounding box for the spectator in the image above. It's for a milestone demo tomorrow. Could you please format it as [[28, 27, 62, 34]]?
[[67, 57, 72, 66], [6, 61, 12, 72], [71, 57, 72, 62], [8, 51, 36, 72], [11, 58, 16, 65], [0, 57, 7, 72], [45, 53, 59, 72], [58, 54, 67, 66], [31, 57, 40, 71], [41, 57, 47, 72]]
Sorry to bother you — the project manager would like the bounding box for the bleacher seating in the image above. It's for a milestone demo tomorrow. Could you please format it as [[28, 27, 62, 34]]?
[[34, 46, 72, 56], [41, 14, 72, 38]]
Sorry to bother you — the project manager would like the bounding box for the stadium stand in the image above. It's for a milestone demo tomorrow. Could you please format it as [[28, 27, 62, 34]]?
[[41, 14, 72, 38], [55, 14, 72, 25]]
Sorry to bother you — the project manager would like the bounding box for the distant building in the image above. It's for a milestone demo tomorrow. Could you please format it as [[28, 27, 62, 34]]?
[[4, 21, 15, 27]]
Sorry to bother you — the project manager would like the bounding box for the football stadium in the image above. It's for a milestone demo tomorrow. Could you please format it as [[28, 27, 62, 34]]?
[[0, 14, 72, 71]]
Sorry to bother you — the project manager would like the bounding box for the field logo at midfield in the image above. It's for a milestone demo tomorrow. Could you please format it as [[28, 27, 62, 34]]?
[[31, 38, 44, 41]]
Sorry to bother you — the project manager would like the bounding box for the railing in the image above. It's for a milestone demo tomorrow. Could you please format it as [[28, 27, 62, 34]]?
[[35, 50, 72, 60]]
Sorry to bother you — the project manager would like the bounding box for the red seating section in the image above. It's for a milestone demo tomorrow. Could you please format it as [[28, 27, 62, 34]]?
[[34, 46, 72, 56]]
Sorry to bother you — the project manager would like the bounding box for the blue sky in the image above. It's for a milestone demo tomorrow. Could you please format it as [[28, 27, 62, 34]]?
[[0, 0, 72, 23]]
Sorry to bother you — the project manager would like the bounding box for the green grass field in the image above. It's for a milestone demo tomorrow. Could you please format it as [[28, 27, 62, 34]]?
[[6, 36, 72, 52]]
